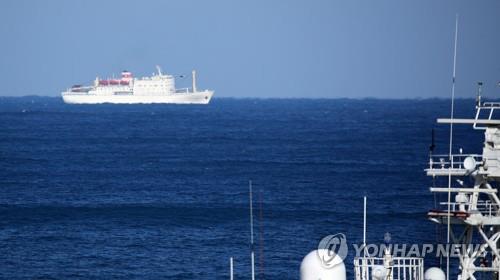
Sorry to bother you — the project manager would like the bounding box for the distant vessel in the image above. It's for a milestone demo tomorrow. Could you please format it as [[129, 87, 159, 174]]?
[[61, 66, 214, 104]]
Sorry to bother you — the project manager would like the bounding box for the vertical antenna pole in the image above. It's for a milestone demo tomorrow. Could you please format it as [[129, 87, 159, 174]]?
[[249, 180, 255, 280], [363, 196, 368, 280], [447, 14, 459, 280], [259, 191, 264, 280], [363, 196, 367, 257], [449, 14, 459, 159], [230, 257, 234, 280]]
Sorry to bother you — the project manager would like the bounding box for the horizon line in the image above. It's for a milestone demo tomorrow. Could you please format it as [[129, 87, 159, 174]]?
[[0, 94, 488, 101]]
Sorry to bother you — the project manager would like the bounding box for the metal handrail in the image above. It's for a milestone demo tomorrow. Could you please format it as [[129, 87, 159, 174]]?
[[175, 88, 191, 93], [481, 102, 500, 107], [428, 154, 482, 170], [354, 257, 424, 280], [474, 103, 500, 129], [438, 200, 498, 217]]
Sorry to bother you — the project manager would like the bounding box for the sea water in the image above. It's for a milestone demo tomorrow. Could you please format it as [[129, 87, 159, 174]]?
[[0, 97, 482, 279]]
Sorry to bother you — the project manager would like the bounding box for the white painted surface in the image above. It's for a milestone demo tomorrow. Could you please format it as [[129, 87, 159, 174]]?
[[424, 267, 446, 280], [300, 250, 346, 280], [62, 90, 213, 104], [61, 67, 214, 104]]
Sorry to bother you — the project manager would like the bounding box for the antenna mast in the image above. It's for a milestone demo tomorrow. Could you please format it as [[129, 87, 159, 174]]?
[[229, 257, 234, 280], [259, 191, 264, 280], [449, 14, 459, 159], [249, 180, 255, 280], [363, 196, 367, 257], [446, 14, 459, 280]]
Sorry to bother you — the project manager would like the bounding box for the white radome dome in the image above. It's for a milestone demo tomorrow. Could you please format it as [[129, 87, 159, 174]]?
[[463, 156, 476, 171], [300, 249, 346, 280], [424, 267, 446, 280]]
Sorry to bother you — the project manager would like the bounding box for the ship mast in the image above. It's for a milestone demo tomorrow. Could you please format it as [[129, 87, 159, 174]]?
[[445, 14, 459, 280], [249, 180, 256, 280]]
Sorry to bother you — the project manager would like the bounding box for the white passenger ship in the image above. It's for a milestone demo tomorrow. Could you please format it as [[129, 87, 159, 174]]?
[[61, 66, 214, 104]]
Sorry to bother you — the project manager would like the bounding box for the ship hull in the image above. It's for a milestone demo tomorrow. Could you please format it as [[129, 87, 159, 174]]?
[[61, 91, 214, 104]]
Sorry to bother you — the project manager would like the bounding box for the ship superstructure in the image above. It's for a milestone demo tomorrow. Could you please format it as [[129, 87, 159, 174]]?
[[61, 66, 213, 104], [426, 82, 500, 280]]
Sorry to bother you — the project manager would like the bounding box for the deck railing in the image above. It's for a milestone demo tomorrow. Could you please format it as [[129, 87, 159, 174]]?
[[474, 102, 500, 129], [438, 200, 498, 217], [175, 87, 191, 94], [354, 257, 424, 280], [428, 154, 482, 170]]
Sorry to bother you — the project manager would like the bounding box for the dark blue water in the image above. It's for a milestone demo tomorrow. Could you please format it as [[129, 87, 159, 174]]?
[[0, 97, 484, 279]]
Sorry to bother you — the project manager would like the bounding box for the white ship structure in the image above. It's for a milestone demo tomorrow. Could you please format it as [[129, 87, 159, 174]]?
[[61, 66, 213, 104]]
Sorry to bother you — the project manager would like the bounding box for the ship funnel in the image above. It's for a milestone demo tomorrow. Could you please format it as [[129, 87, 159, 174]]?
[[192, 70, 197, 93], [156, 65, 163, 76]]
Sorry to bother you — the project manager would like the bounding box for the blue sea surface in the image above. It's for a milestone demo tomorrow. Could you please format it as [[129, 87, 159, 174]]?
[[0, 97, 483, 279]]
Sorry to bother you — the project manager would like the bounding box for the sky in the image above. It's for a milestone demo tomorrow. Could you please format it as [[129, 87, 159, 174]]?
[[0, 0, 499, 98]]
